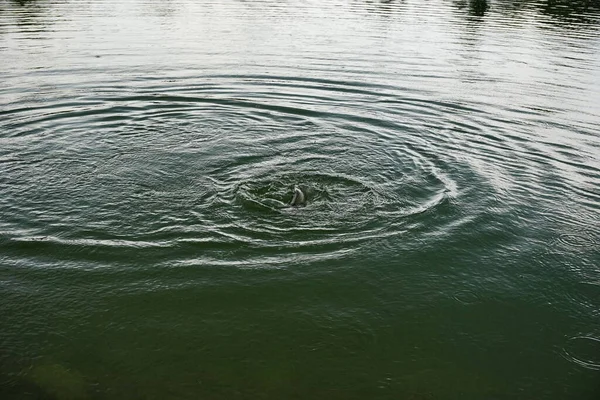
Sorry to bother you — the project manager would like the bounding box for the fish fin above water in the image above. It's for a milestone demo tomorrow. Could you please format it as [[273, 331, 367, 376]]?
[[290, 186, 306, 206]]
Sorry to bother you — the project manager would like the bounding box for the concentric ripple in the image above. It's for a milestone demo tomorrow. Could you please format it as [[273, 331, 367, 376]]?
[[178, 92, 462, 265], [1, 72, 476, 268]]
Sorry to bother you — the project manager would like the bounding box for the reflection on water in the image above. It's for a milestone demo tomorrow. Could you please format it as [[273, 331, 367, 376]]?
[[1, 0, 599, 399], [3, 0, 51, 35], [539, 0, 600, 23], [453, 0, 489, 17], [448, 0, 600, 26]]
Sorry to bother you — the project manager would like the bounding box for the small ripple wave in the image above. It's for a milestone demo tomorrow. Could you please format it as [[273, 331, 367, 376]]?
[[562, 335, 600, 370]]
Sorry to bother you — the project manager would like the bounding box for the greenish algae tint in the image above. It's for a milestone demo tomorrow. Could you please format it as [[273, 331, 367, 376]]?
[[1, 0, 599, 398]]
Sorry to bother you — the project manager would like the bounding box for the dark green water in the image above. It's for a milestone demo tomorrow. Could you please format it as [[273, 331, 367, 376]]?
[[1, 0, 599, 398]]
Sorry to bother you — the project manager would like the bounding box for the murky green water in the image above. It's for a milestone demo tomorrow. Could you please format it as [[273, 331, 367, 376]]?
[[1, 0, 599, 398]]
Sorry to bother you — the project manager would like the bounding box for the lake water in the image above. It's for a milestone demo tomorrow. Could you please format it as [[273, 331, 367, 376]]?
[[1, 0, 599, 398]]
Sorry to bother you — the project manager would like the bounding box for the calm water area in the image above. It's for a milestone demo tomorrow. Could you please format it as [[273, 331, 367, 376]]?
[[1, 0, 600, 398]]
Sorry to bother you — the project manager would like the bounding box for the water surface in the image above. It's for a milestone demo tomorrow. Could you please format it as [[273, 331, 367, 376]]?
[[1, 0, 599, 398]]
